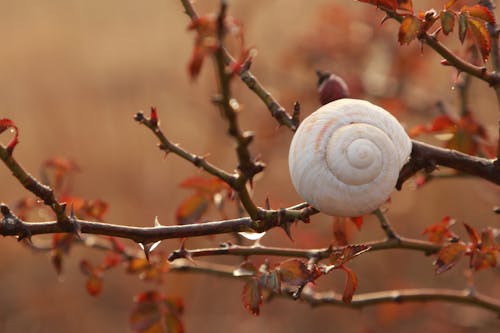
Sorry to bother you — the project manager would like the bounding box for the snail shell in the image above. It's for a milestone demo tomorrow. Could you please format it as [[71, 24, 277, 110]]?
[[288, 99, 412, 217]]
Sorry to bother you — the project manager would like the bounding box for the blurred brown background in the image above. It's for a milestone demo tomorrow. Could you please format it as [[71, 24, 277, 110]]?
[[0, 0, 498, 332]]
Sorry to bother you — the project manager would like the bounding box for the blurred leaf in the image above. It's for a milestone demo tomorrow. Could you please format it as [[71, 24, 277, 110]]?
[[127, 258, 151, 274], [277, 259, 312, 286], [463, 223, 480, 246], [434, 242, 466, 274], [397, 0, 413, 13], [233, 261, 257, 277], [458, 12, 468, 44], [445, 0, 458, 10], [101, 251, 122, 270], [0, 118, 19, 154], [332, 218, 348, 246], [341, 266, 358, 303], [175, 193, 210, 225], [440, 10, 455, 35], [242, 278, 262, 316], [80, 260, 103, 297], [461, 5, 495, 25], [466, 16, 492, 61], [357, 0, 398, 11], [398, 16, 422, 45], [259, 270, 281, 293], [330, 244, 371, 267], [409, 114, 456, 137], [43, 157, 80, 193], [51, 233, 75, 275], [350, 216, 364, 230], [422, 216, 456, 244], [130, 291, 184, 333]]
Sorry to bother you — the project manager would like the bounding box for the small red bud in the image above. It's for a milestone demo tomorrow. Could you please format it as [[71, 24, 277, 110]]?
[[316, 70, 350, 105]]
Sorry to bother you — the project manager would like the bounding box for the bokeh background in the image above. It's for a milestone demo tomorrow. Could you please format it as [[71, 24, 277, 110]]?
[[0, 0, 498, 332]]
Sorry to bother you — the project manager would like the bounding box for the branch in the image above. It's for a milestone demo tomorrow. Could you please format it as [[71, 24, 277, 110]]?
[[170, 260, 500, 314], [383, 9, 500, 86], [0, 202, 316, 243], [0, 145, 70, 227], [134, 110, 237, 186], [180, 0, 298, 131], [396, 140, 500, 189]]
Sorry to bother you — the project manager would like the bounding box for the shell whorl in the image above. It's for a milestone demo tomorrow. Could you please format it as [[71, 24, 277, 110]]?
[[288, 99, 412, 217]]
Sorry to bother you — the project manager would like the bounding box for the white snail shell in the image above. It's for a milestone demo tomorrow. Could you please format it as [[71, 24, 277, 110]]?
[[288, 98, 412, 217]]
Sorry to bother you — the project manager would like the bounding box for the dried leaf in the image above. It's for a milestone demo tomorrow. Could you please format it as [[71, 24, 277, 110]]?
[[463, 223, 480, 246], [233, 261, 257, 277], [458, 12, 468, 44], [0, 118, 19, 154], [445, 0, 458, 10], [330, 244, 371, 267], [242, 278, 262, 316], [350, 216, 364, 230], [51, 233, 75, 275], [130, 291, 184, 333], [357, 0, 398, 11], [440, 10, 455, 35], [398, 16, 422, 45], [461, 5, 495, 25], [397, 0, 413, 14], [341, 266, 358, 303], [434, 242, 466, 274], [467, 16, 492, 62], [422, 216, 457, 244], [259, 270, 281, 293], [277, 259, 312, 286], [175, 193, 210, 225]]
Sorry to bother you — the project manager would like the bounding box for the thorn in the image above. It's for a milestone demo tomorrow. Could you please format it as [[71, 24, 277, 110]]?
[[264, 197, 270, 210], [380, 15, 391, 25], [154, 216, 162, 227], [281, 223, 294, 243], [139, 241, 161, 263]]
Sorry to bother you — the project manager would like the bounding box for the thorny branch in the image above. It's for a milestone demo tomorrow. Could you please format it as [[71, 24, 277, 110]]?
[[0, 0, 499, 318], [170, 260, 500, 314]]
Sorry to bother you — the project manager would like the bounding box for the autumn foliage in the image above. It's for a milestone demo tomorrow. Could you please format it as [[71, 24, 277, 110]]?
[[0, 1, 499, 332]]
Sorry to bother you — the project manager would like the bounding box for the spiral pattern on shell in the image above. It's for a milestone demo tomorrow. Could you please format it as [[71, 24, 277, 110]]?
[[288, 99, 412, 217]]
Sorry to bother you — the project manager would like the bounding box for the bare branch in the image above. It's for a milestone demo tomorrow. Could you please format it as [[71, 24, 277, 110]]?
[[170, 260, 500, 314], [397, 140, 500, 189]]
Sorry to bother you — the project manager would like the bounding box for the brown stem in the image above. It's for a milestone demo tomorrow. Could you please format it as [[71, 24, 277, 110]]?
[[180, 0, 297, 131], [396, 140, 500, 189], [170, 260, 500, 314]]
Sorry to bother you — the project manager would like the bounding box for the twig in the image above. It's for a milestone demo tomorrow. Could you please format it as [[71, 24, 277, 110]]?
[[373, 208, 399, 239], [396, 140, 500, 189], [0, 145, 70, 227], [179, 0, 297, 131], [134, 110, 237, 187], [169, 260, 500, 314], [0, 202, 317, 243]]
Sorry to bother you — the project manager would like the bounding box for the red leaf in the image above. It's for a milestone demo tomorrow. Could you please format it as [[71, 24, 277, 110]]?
[[101, 251, 122, 270], [350, 216, 363, 230], [357, 0, 398, 11], [398, 16, 422, 45], [440, 10, 455, 35], [445, 0, 458, 10], [0, 118, 19, 154], [463, 223, 480, 246], [175, 193, 210, 225], [434, 242, 466, 274], [179, 176, 229, 194], [277, 259, 312, 286], [341, 266, 358, 303], [242, 278, 262, 316], [233, 261, 257, 277], [51, 233, 75, 275], [149, 107, 159, 127], [130, 291, 184, 333], [330, 244, 371, 267], [461, 5, 496, 25], [397, 0, 413, 14], [458, 12, 468, 44], [422, 216, 457, 244], [85, 273, 103, 297], [467, 16, 492, 62]]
